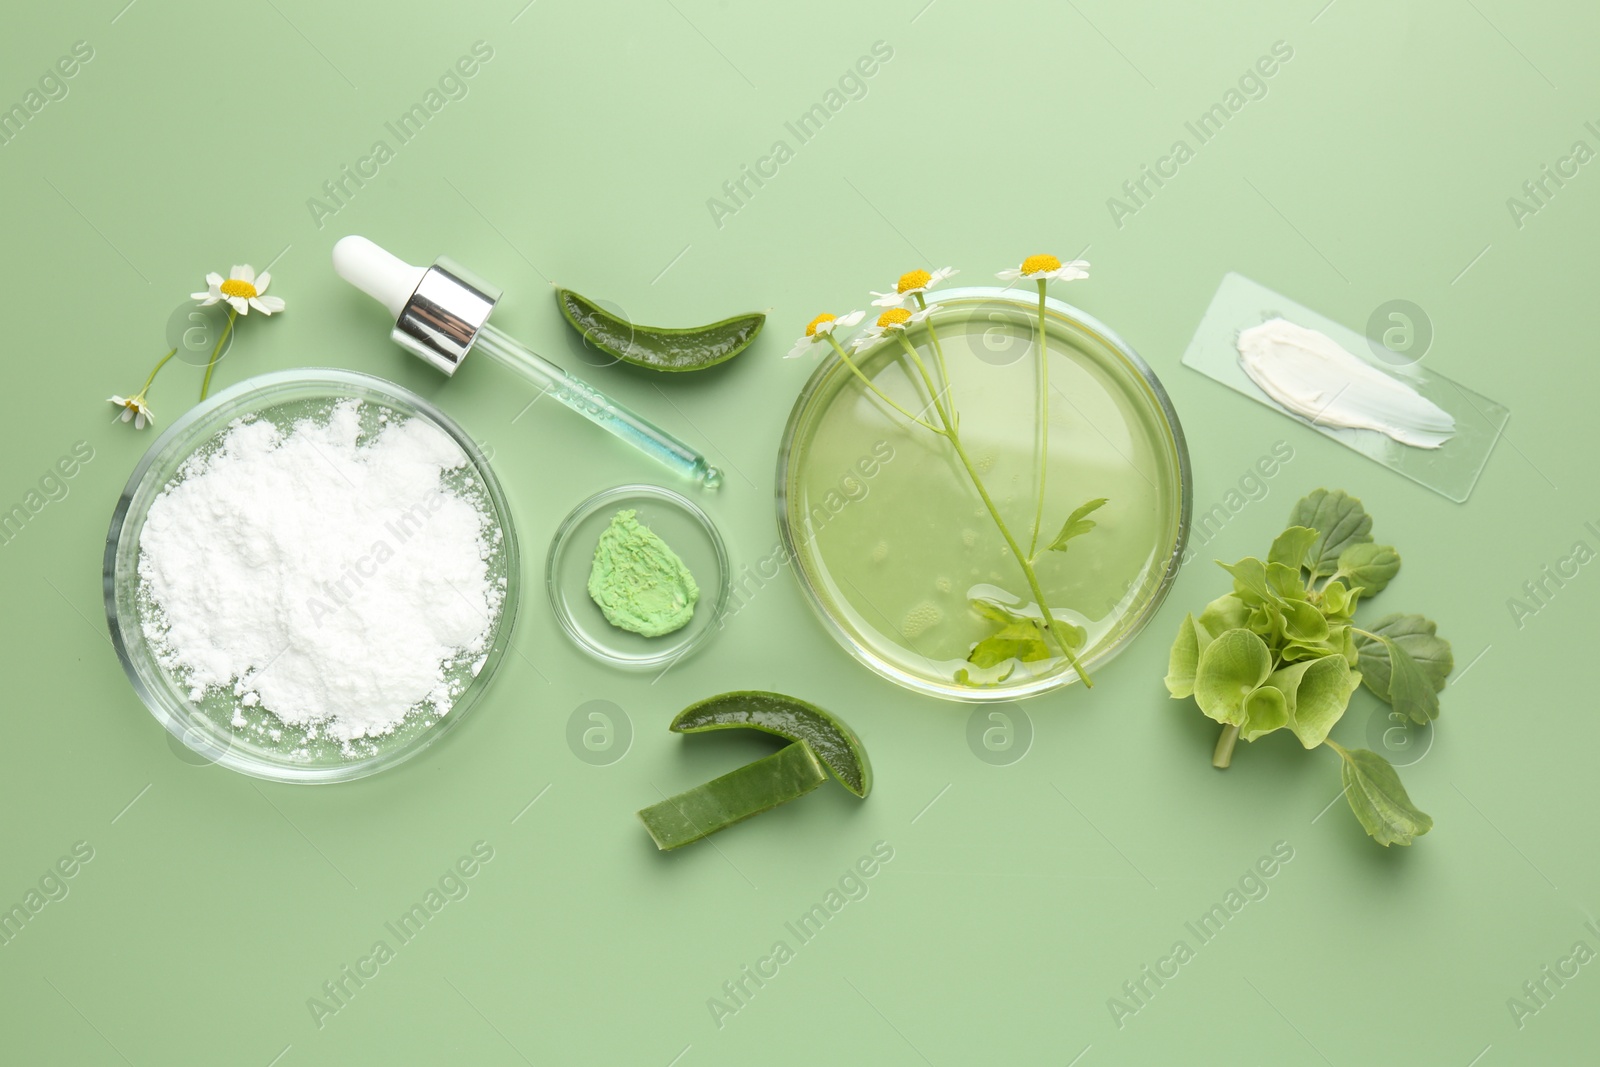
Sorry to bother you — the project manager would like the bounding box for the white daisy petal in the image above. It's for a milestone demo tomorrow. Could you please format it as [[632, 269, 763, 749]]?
[[836, 310, 865, 327], [254, 271, 271, 293], [233, 265, 254, 284], [120, 406, 133, 423], [205, 272, 224, 286], [786, 336, 817, 359], [870, 290, 904, 308], [227, 296, 249, 315], [254, 295, 285, 314]]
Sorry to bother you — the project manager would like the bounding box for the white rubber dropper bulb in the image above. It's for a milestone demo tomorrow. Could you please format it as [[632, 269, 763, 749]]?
[[332, 235, 428, 319]]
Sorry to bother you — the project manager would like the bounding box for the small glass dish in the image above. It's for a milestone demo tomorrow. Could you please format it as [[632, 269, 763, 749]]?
[[103, 369, 520, 784], [546, 484, 729, 671], [776, 286, 1191, 702]]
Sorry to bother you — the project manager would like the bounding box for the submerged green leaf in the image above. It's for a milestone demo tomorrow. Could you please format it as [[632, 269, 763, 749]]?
[[1046, 497, 1108, 553], [968, 597, 1086, 672], [968, 619, 1054, 669], [1194, 628, 1273, 726], [1329, 742, 1433, 846], [1336, 543, 1401, 597], [1289, 489, 1374, 578]]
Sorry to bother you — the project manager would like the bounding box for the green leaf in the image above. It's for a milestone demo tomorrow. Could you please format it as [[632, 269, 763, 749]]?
[[955, 665, 1016, 687], [1280, 596, 1329, 644], [1329, 742, 1433, 846], [1198, 593, 1249, 635], [1353, 614, 1453, 703], [1165, 613, 1214, 699], [1376, 636, 1439, 725], [1320, 580, 1358, 619], [1266, 561, 1310, 601], [1269, 654, 1360, 748], [968, 619, 1054, 669], [1267, 526, 1320, 572], [1240, 684, 1289, 741], [969, 597, 1086, 657], [1194, 628, 1273, 726], [1046, 497, 1108, 553], [1336, 543, 1401, 597], [1219, 557, 1274, 605], [1288, 489, 1374, 578]]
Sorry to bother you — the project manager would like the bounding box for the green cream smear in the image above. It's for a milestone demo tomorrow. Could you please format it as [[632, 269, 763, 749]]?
[[587, 509, 699, 637]]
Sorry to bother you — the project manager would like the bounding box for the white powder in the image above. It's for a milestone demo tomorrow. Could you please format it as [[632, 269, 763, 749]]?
[[138, 399, 504, 746]]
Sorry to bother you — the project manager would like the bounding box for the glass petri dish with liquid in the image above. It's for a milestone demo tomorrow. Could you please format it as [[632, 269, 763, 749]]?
[[777, 286, 1191, 702]]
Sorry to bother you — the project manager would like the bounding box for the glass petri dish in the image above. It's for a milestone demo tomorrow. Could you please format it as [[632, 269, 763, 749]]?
[[776, 286, 1191, 702], [103, 369, 520, 783], [546, 485, 730, 670]]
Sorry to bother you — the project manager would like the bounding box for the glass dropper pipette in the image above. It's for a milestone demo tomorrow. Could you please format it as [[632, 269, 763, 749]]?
[[332, 236, 723, 489]]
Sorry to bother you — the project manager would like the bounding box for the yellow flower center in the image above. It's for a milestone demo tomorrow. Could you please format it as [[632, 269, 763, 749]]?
[[876, 308, 912, 329], [804, 313, 837, 337], [1021, 254, 1061, 276], [220, 278, 259, 299], [897, 269, 932, 293]]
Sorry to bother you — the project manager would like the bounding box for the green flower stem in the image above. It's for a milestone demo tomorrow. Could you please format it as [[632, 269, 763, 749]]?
[[1213, 723, 1240, 769], [132, 348, 178, 401], [913, 291, 954, 424], [895, 334, 1092, 687], [198, 308, 238, 402], [823, 335, 941, 434], [1027, 279, 1049, 558]]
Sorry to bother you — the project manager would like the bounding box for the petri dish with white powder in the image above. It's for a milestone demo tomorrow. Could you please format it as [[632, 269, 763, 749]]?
[[104, 370, 520, 783]]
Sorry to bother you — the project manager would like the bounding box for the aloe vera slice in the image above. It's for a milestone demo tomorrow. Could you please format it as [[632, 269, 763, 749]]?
[[556, 288, 765, 372], [638, 742, 828, 851], [670, 690, 873, 798]]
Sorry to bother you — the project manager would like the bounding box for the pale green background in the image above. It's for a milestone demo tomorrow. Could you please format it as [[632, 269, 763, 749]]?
[[2, 0, 1595, 1064]]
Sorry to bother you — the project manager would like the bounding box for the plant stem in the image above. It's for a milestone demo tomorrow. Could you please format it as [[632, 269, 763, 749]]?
[[1213, 724, 1240, 768], [1027, 279, 1049, 558], [199, 308, 237, 401], [823, 335, 942, 433], [896, 334, 1093, 687], [134, 348, 178, 399], [914, 291, 954, 424]]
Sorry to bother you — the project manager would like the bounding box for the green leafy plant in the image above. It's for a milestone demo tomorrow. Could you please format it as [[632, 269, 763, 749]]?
[[1164, 489, 1453, 846]]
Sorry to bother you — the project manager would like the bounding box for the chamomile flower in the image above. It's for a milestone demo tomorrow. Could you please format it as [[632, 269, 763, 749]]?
[[996, 254, 1089, 285], [787, 310, 864, 358], [871, 266, 958, 307], [192, 264, 286, 316], [850, 304, 942, 353], [107, 393, 154, 429]]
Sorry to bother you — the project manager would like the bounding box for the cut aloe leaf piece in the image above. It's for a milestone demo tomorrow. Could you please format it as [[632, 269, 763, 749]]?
[[638, 742, 828, 851], [670, 690, 873, 797], [556, 288, 765, 372]]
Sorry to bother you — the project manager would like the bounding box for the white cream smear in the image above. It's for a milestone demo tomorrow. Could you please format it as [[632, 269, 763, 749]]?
[[1236, 317, 1455, 449]]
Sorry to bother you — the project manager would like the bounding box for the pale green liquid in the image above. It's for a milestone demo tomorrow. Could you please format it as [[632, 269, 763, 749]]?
[[785, 300, 1185, 695]]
